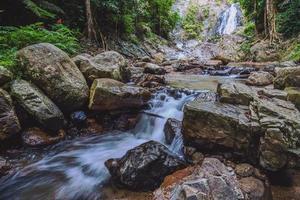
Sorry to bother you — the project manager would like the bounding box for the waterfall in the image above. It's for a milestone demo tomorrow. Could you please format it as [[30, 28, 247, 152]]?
[[215, 4, 243, 35], [0, 89, 198, 200]]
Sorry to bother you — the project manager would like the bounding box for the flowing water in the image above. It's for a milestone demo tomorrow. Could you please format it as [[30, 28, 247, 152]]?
[[215, 3, 243, 35], [0, 89, 199, 200]]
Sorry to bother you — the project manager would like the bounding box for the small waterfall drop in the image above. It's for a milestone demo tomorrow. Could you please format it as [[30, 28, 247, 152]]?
[[216, 4, 243, 35], [0, 89, 198, 200]]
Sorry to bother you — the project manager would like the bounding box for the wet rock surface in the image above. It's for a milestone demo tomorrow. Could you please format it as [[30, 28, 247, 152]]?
[[22, 127, 65, 147], [164, 118, 181, 145], [17, 43, 89, 112], [0, 88, 21, 140], [11, 79, 65, 132], [105, 141, 186, 191], [89, 78, 151, 111]]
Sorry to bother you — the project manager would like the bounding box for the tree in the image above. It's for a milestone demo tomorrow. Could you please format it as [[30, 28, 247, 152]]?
[[84, 0, 98, 43], [264, 0, 278, 42]]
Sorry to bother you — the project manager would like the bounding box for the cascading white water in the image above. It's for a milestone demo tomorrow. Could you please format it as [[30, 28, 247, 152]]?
[[216, 4, 243, 35], [0, 89, 198, 200]]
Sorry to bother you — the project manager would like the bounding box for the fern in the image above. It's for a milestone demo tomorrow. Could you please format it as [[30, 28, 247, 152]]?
[[22, 0, 56, 19]]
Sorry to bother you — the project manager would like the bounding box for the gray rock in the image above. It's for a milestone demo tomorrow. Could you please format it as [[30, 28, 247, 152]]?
[[17, 43, 89, 112], [73, 51, 128, 82], [246, 71, 274, 86], [89, 78, 151, 111], [217, 82, 256, 105], [144, 63, 166, 75], [164, 118, 181, 145], [274, 66, 300, 89], [0, 66, 13, 86], [11, 80, 65, 132], [105, 141, 186, 191], [0, 89, 21, 140], [183, 101, 257, 152]]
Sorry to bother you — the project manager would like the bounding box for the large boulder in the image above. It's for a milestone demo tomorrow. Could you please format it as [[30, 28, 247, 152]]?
[[154, 158, 244, 200], [0, 66, 13, 86], [246, 71, 274, 86], [274, 66, 300, 89], [89, 78, 151, 111], [154, 158, 270, 200], [72, 51, 128, 82], [17, 43, 89, 112], [11, 80, 65, 132], [250, 98, 300, 171], [0, 89, 21, 140], [105, 141, 186, 191], [182, 100, 258, 153], [217, 82, 256, 106]]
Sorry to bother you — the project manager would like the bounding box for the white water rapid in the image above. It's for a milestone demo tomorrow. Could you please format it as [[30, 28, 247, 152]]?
[[0, 89, 199, 200]]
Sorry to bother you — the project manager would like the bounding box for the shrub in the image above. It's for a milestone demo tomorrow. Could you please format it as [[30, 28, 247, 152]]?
[[0, 23, 80, 71], [182, 5, 204, 40]]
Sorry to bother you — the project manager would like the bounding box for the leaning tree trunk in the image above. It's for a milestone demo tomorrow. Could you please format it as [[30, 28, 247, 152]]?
[[264, 0, 278, 43], [85, 0, 98, 43]]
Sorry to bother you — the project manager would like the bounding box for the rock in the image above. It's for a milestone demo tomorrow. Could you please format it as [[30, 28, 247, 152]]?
[[140, 56, 152, 62], [22, 127, 65, 147], [135, 74, 166, 88], [144, 63, 166, 75], [0, 66, 13, 86], [11, 80, 65, 132], [235, 163, 254, 177], [164, 118, 181, 145], [183, 100, 256, 153], [213, 55, 232, 65], [152, 53, 165, 64], [217, 82, 256, 106], [70, 111, 87, 125], [17, 43, 89, 112], [0, 89, 21, 140], [154, 158, 244, 200], [191, 152, 205, 164], [283, 74, 300, 88], [89, 78, 151, 111], [105, 141, 186, 191], [0, 157, 11, 176], [239, 177, 266, 200], [250, 98, 300, 171], [256, 88, 287, 100], [274, 66, 300, 89], [250, 40, 279, 62], [285, 87, 300, 110], [73, 51, 128, 82], [246, 71, 274, 86]]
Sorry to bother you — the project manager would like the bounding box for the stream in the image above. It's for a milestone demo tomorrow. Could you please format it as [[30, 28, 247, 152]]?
[[0, 89, 198, 200]]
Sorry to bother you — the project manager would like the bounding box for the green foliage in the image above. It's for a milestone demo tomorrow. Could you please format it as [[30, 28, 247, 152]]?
[[182, 5, 204, 40], [285, 42, 300, 62], [0, 23, 80, 71], [277, 0, 300, 38], [243, 21, 255, 37]]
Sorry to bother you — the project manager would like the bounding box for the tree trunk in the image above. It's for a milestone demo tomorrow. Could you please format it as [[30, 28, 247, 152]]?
[[85, 0, 98, 43], [264, 0, 278, 42]]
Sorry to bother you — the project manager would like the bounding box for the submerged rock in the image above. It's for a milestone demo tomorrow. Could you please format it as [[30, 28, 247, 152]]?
[[246, 71, 274, 86], [0, 66, 13, 86], [11, 80, 65, 132], [17, 43, 89, 112], [105, 141, 186, 191], [22, 127, 65, 147], [89, 78, 151, 111], [73, 51, 128, 82], [0, 89, 21, 140]]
